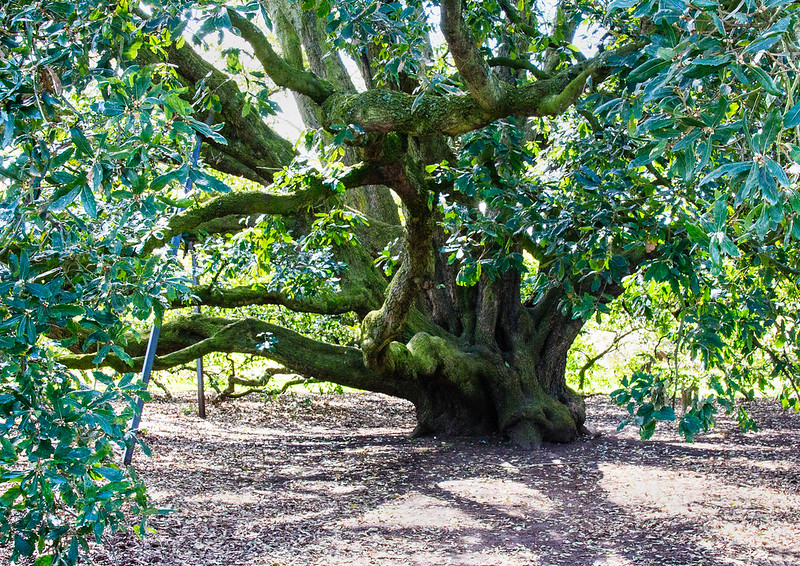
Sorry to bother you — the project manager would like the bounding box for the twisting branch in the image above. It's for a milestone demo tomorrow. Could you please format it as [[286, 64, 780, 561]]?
[[360, 161, 435, 362], [172, 284, 380, 315], [227, 7, 336, 105], [58, 315, 411, 398], [140, 162, 380, 254], [440, 0, 504, 111], [576, 328, 637, 390], [322, 46, 636, 137], [211, 365, 300, 402]]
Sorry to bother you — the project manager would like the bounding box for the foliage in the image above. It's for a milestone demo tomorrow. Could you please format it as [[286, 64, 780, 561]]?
[[0, 1, 200, 562], [3, 0, 800, 559]]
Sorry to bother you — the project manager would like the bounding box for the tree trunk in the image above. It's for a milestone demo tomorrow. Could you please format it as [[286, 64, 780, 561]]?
[[389, 269, 588, 449], [52, 1, 639, 451]]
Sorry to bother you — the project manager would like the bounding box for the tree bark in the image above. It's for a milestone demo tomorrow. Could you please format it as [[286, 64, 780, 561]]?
[[59, 4, 644, 449]]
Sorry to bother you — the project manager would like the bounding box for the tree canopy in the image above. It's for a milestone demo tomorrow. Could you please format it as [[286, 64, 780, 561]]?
[[2, 0, 800, 562]]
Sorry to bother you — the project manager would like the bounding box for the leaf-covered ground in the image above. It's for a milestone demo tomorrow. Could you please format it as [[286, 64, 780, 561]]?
[[92, 392, 799, 566]]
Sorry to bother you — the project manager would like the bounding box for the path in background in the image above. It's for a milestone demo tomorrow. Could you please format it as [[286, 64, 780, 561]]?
[[94, 393, 800, 566]]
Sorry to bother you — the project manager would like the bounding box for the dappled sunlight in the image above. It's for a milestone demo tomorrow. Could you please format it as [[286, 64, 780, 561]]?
[[341, 492, 483, 530], [701, 519, 800, 565], [87, 394, 800, 566], [437, 478, 556, 518], [291, 480, 368, 495], [598, 463, 710, 517], [189, 492, 260, 505]]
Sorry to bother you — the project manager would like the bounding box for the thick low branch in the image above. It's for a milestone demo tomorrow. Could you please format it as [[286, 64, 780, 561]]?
[[59, 315, 409, 398], [441, 0, 503, 111], [227, 8, 336, 105]]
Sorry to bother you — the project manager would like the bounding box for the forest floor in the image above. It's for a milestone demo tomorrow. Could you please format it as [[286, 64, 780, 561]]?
[[90, 391, 800, 566]]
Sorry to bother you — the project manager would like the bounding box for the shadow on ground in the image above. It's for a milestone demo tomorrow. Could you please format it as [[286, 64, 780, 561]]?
[[94, 393, 800, 566]]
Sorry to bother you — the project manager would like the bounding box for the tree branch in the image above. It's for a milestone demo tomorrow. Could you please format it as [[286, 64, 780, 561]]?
[[321, 51, 624, 137], [136, 40, 295, 183], [59, 315, 409, 398], [497, 0, 541, 39], [173, 283, 380, 315], [140, 163, 380, 254], [360, 161, 435, 362], [227, 8, 336, 105], [488, 57, 550, 81], [440, 0, 503, 111]]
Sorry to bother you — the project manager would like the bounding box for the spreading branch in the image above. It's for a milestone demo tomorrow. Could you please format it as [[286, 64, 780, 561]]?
[[140, 163, 380, 254], [322, 51, 621, 137], [59, 315, 409, 398], [441, 0, 503, 111], [227, 8, 336, 105]]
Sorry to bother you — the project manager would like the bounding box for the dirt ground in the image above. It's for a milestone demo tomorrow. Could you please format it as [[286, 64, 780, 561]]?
[[89, 391, 800, 566]]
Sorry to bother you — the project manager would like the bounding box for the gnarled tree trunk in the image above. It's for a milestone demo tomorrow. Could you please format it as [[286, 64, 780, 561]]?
[[59, 0, 638, 448]]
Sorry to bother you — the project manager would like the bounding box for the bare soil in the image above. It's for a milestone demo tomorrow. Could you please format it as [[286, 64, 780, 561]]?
[[91, 391, 800, 566]]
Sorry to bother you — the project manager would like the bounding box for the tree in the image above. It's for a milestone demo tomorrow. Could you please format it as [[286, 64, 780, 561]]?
[[2, 0, 800, 558], [0, 0, 800, 563], [7, 0, 800, 441]]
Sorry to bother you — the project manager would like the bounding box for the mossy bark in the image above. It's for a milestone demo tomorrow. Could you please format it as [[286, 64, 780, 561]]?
[[67, 4, 641, 450]]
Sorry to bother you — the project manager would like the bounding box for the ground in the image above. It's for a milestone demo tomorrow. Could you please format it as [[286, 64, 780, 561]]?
[[87, 391, 800, 566]]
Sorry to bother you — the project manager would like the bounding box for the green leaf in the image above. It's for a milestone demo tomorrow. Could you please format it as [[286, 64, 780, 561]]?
[[14, 534, 33, 557], [70, 127, 93, 156], [744, 34, 782, 54], [758, 110, 782, 152], [50, 186, 81, 212], [784, 100, 800, 128], [765, 158, 790, 188], [759, 165, 780, 204], [190, 169, 230, 193], [750, 66, 783, 96], [685, 224, 710, 247], [653, 407, 676, 421], [679, 414, 703, 441], [627, 59, 670, 85], [607, 0, 638, 12], [692, 54, 732, 67], [185, 118, 227, 145], [151, 167, 187, 191], [80, 185, 97, 217], [700, 161, 751, 185]]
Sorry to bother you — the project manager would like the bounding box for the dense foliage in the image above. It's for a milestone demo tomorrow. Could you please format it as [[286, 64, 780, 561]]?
[[1, 0, 800, 562]]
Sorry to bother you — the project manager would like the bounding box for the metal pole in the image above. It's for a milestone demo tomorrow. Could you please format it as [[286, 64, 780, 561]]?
[[123, 325, 161, 465], [191, 245, 206, 419], [123, 111, 213, 464], [123, 236, 181, 466]]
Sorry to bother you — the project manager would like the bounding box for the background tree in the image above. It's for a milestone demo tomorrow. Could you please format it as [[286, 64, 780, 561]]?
[[2, 0, 800, 561]]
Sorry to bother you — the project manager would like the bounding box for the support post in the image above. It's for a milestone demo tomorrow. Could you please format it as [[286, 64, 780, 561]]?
[[123, 112, 212, 465], [123, 324, 161, 466], [191, 245, 206, 419]]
